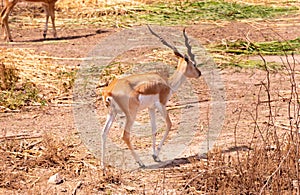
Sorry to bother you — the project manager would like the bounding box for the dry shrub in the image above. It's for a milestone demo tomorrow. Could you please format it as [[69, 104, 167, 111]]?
[[0, 133, 71, 190], [0, 63, 43, 109], [0, 133, 127, 193], [0, 63, 19, 90], [184, 136, 299, 193], [183, 54, 300, 193]]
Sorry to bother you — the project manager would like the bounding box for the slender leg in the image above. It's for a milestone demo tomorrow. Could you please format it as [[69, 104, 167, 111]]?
[[153, 105, 172, 159], [149, 107, 161, 162], [42, 4, 49, 39], [1, 2, 17, 42], [48, 3, 57, 38], [42, 3, 57, 39], [101, 111, 116, 168], [122, 114, 145, 168]]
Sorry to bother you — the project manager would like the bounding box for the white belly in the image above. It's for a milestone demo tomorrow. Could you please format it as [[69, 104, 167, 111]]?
[[138, 94, 160, 110]]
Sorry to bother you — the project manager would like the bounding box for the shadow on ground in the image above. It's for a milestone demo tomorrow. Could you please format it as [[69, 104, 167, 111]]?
[[143, 145, 252, 169], [21, 29, 109, 42]]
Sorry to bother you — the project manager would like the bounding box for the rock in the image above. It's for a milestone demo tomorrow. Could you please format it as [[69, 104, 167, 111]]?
[[48, 173, 63, 185]]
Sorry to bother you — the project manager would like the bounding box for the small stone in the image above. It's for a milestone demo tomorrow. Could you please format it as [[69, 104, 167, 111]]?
[[48, 173, 63, 185], [293, 180, 299, 189]]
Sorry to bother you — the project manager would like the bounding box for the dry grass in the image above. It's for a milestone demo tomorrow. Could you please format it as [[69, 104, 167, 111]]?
[[0, 132, 189, 194], [0, 48, 76, 109], [1, 49, 300, 193], [1, 0, 300, 193], [188, 54, 300, 193], [0, 132, 103, 192]]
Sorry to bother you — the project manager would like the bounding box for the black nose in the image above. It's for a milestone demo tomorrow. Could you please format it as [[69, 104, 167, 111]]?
[[197, 69, 201, 77]]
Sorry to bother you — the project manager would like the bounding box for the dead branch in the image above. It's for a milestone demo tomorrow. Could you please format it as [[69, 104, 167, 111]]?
[[259, 147, 292, 194], [0, 134, 42, 140]]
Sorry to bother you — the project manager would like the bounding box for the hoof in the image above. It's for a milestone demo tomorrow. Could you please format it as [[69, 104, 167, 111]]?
[[152, 154, 161, 162], [138, 161, 145, 168]]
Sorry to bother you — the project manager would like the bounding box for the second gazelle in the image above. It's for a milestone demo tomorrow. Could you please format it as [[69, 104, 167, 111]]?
[[101, 26, 201, 168]]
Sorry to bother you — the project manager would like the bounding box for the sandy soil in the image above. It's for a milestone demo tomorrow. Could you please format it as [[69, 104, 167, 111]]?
[[0, 10, 300, 193]]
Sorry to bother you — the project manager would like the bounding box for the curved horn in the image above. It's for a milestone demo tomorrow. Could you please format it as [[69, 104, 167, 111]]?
[[183, 28, 196, 64], [147, 25, 184, 58]]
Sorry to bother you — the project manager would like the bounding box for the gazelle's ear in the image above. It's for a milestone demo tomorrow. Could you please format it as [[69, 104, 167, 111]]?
[[174, 51, 185, 59]]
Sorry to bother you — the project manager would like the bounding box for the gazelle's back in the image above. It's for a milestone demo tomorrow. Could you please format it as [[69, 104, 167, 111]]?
[[102, 73, 171, 113]]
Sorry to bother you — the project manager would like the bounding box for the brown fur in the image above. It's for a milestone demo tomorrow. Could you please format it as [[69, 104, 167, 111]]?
[[102, 73, 171, 109]]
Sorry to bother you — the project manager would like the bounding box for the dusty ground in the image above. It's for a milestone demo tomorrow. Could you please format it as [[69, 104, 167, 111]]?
[[0, 6, 300, 194]]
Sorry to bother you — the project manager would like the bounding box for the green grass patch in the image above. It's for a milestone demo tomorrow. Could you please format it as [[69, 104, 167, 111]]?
[[211, 37, 300, 55], [0, 82, 46, 110], [62, 1, 299, 27], [210, 37, 300, 69], [215, 55, 282, 70], [124, 1, 298, 25]]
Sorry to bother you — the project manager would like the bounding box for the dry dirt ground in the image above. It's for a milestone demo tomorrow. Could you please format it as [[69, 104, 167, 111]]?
[[0, 8, 300, 194]]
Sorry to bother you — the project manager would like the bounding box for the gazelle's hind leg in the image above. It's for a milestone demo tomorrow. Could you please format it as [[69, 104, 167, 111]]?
[[149, 107, 161, 162], [122, 114, 145, 168], [152, 105, 172, 161]]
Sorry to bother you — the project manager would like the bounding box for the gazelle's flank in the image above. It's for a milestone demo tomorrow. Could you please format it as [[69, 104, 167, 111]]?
[[101, 26, 201, 168], [0, 0, 58, 42]]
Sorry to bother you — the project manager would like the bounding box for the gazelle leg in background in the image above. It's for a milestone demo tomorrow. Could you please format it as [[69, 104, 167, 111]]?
[[0, 1, 17, 42], [43, 2, 57, 39]]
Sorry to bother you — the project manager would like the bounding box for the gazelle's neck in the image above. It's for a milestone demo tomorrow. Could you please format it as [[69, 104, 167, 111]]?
[[168, 70, 186, 92]]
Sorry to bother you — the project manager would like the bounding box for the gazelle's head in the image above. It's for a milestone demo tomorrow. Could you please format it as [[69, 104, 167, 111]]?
[[148, 26, 201, 79], [176, 52, 201, 79]]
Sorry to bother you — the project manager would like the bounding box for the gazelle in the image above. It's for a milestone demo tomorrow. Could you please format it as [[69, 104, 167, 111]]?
[[101, 26, 201, 168], [0, 0, 58, 42]]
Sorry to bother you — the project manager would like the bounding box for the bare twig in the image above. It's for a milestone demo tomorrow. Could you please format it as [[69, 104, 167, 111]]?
[[72, 181, 83, 195], [259, 147, 292, 194], [0, 134, 42, 140]]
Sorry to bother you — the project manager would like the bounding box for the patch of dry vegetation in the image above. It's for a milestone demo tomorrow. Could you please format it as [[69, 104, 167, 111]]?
[[0, 48, 77, 110], [1, 49, 300, 193], [1, 0, 300, 193], [182, 54, 300, 193]]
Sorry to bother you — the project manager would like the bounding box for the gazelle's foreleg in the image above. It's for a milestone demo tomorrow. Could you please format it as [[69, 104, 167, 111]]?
[[101, 111, 117, 168], [153, 105, 172, 160]]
